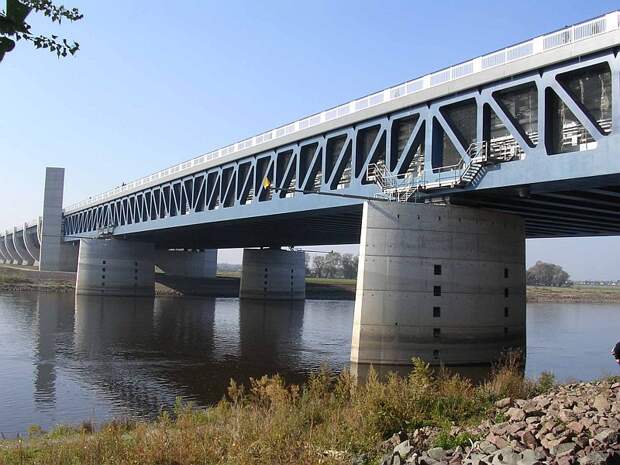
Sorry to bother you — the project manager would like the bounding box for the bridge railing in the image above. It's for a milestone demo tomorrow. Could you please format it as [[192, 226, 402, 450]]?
[[64, 11, 620, 215]]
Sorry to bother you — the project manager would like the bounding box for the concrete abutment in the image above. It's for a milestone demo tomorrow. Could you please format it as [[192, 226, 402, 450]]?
[[39, 168, 79, 272], [240, 248, 305, 300], [351, 201, 526, 367]]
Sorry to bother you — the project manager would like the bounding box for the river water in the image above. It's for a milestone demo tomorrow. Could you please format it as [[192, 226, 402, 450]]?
[[0, 292, 618, 436]]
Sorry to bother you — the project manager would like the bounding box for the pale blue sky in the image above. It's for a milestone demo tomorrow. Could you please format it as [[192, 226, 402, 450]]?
[[2, 0, 620, 279]]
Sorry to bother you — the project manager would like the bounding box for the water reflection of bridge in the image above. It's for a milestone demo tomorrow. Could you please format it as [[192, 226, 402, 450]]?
[[31, 294, 317, 418], [29, 294, 505, 419]]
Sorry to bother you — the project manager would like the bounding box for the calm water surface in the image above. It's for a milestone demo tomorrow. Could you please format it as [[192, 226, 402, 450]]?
[[0, 292, 618, 436]]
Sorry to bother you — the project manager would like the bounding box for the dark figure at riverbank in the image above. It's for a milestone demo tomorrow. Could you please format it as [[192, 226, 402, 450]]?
[[614, 341, 620, 365]]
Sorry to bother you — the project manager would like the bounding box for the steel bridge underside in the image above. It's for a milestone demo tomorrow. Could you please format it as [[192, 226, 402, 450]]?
[[112, 173, 620, 250], [63, 48, 620, 248]]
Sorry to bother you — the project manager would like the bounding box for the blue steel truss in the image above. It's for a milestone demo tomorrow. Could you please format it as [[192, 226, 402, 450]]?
[[62, 49, 620, 243]]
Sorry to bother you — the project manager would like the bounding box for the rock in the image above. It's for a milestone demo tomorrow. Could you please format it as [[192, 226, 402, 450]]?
[[492, 448, 520, 465], [521, 401, 543, 417], [520, 431, 537, 448], [506, 408, 526, 422], [559, 409, 577, 423], [592, 395, 610, 413], [395, 440, 414, 460], [491, 423, 510, 436], [478, 441, 497, 455], [557, 456, 574, 465], [593, 428, 617, 444], [427, 447, 447, 461], [567, 421, 585, 435], [487, 434, 510, 450], [418, 454, 440, 465], [521, 449, 546, 462], [496, 398, 512, 409], [353, 453, 370, 465], [507, 422, 526, 435], [555, 442, 577, 457], [577, 451, 608, 465]]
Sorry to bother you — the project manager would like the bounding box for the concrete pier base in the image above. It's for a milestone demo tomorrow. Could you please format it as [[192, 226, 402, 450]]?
[[155, 249, 217, 277], [76, 239, 155, 297], [240, 248, 305, 300], [351, 201, 525, 367]]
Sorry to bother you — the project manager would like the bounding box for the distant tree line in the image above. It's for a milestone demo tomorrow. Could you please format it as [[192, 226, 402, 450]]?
[[526, 261, 571, 287], [306, 252, 358, 279], [216, 251, 359, 280]]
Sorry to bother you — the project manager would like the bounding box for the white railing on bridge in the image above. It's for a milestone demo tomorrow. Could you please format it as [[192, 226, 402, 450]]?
[[64, 11, 620, 214]]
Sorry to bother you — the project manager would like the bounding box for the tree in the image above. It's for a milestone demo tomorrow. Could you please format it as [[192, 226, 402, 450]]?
[[341, 253, 358, 279], [526, 261, 570, 287], [311, 255, 326, 278], [321, 251, 342, 279], [0, 0, 83, 62], [304, 254, 312, 276]]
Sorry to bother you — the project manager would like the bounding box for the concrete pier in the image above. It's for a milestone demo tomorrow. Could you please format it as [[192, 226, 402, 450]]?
[[76, 239, 155, 297], [4, 232, 21, 265], [240, 248, 305, 300], [23, 225, 41, 265], [155, 249, 217, 278], [351, 201, 525, 366], [13, 228, 35, 266], [39, 168, 79, 272]]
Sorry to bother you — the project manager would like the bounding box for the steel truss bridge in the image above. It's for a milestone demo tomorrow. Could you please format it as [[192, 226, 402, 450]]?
[[14, 12, 620, 251]]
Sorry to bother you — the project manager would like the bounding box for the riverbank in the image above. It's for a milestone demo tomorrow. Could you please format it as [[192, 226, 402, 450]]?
[[0, 358, 617, 465], [0, 265, 358, 299], [2, 265, 620, 303], [526, 285, 620, 303]]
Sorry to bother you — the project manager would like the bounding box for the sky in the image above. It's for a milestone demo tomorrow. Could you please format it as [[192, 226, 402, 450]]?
[[2, 0, 620, 280]]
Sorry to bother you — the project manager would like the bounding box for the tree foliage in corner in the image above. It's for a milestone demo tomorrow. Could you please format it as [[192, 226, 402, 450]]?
[[526, 261, 571, 287], [0, 0, 83, 62]]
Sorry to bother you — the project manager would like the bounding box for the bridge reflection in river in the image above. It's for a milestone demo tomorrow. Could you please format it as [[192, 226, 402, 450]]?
[[2, 292, 617, 436]]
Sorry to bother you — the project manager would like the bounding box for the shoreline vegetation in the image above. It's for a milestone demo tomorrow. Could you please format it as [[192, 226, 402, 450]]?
[[0, 356, 617, 465], [2, 265, 620, 303]]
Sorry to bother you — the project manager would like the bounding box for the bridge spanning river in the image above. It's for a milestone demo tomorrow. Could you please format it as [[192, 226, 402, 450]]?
[[2, 12, 620, 367]]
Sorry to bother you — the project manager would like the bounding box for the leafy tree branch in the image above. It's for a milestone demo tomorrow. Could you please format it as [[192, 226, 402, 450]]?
[[0, 0, 82, 62]]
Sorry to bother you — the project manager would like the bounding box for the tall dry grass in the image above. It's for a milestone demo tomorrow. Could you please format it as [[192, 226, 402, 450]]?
[[0, 355, 554, 465]]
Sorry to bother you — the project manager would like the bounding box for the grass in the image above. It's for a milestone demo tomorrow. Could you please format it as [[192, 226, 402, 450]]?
[[305, 277, 357, 286], [0, 355, 557, 465], [527, 284, 620, 303]]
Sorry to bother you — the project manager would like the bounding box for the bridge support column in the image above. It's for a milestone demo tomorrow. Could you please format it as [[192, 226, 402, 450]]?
[[39, 167, 79, 272], [5, 232, 21, 265], [13, 228, 35, 266], [351, 201, 525, 367], [155, 249, 217, 277], [23, 225, 41, 266], [76, 238, 155, 297], [240, 248, 305, 300]]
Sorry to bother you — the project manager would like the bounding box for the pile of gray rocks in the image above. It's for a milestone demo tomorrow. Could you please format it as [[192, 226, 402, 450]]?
[[379, 380, 619, 465]]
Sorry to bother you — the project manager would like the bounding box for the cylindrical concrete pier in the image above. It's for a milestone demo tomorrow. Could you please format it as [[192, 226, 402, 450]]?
[[351, 201, 526, 367], [240, 248, 305, 300], [76, 239, 155, 297]]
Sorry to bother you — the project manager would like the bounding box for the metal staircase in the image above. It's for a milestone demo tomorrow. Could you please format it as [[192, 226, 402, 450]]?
[[368, 141, 489, 202]]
